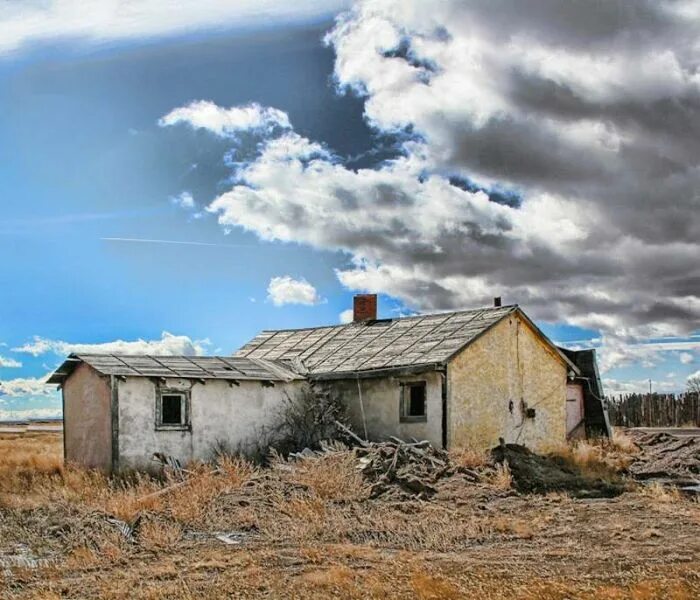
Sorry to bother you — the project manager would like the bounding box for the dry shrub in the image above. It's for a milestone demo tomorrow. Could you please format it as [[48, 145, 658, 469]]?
[[550, 440, 625, 479], [450, 446, 489, 470], [639, 481, 681, 504], [282, 451, 370, 502], [609, 428, 639, 454], [488, 461, 512, 489], [165, 457, 255, 524]]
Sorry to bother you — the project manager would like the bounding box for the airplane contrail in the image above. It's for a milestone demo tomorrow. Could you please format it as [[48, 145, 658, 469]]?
[[101, 237, 254, 248]]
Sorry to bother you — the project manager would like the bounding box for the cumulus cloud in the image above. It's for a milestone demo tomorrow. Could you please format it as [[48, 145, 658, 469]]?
[[339, 309, 354, 324], [267, 276, 322, 307], [0, 356, 22, 368], [0, 1, 349, 55], [159, 102, 291, 137], [12, 332, 209, 357], [162, 0, 700, 375]]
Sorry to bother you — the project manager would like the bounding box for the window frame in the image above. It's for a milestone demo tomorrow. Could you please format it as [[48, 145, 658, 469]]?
[[155, 388, 191, 431], [399, 380, 428, 423]]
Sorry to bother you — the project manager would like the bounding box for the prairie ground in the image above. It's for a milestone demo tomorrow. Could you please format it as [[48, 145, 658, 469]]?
[[0, 432, 698, 599]]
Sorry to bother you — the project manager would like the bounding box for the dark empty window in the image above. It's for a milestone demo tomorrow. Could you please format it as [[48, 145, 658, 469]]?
[[157, 391, 189, 429], [400, 381, 427, 422], [161, 395, 183, 424]]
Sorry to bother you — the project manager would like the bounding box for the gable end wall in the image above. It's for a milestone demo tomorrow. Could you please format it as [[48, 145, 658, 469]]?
[[63, 362, 113, 471], [447, 312, 567, 452]]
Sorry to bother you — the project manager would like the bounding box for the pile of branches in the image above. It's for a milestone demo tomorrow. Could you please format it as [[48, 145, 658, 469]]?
[[354, 436, 477, 499]]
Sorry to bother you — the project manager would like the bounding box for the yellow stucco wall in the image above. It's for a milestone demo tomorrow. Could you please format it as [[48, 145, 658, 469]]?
[[447, 311, 567, 452]]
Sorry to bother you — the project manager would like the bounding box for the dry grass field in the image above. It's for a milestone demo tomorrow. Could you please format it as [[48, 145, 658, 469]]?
[[1, 432, 699, 599]]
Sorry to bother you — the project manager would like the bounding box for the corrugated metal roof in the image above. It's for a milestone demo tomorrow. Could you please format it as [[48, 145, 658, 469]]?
[[47, 354, 301, 385], [234, 305, 519, 376]]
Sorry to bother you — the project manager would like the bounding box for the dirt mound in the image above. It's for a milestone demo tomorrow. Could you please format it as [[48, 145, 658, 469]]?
[[491, 443, 625, 498], [626, 431, 700, 485]]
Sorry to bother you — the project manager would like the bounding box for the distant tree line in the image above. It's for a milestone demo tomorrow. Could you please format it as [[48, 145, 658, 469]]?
[[606, 381, 700, 428]]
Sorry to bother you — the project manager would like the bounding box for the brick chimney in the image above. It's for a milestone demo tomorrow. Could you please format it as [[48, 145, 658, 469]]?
[[353, 294, 377, 322]]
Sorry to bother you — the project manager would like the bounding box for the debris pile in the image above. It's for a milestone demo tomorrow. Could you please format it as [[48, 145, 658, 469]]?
[[355, 437, 472, 499], [491, 443, 625, 498], [626, 431, 700, 488]]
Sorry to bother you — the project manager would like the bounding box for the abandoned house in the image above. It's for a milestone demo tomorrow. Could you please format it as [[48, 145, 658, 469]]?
[[49, 295, 609, 473]]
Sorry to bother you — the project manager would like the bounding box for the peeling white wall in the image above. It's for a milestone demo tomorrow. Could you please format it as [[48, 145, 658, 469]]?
[[330, 371, 444, 447], [116, 377, 303, 471]]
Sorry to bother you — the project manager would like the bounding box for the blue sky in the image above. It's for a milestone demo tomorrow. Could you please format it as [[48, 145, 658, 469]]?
[[1, 0, 699, 419]]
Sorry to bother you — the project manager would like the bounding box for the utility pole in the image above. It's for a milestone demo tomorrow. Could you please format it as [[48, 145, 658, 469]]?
[[649, 378, 652, 395]]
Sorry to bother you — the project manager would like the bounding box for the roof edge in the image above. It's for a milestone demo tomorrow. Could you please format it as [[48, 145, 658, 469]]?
[[47, 354, 304, 385]]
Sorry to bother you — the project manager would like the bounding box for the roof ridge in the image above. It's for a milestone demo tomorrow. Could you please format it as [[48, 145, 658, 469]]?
[[254, 304, 520, 334]]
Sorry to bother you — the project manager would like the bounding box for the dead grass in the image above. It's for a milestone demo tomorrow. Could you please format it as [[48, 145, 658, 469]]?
[[138, 519, 183, 551], [278, 450, 370, 502], [1, 433, 699, 599], [549, 439, 631, 479], [639, 481, 682, 504], [487, 461, 513, 489], [450, 446, 489, 470], [610, 428, 639, 454]]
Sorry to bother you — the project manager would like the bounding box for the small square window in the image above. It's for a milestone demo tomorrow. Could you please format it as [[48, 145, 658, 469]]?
[[156, 391, 190, 430], [400, 381, 427, 422]]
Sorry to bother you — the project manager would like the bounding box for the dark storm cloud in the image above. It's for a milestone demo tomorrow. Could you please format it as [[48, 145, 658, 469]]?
[[165, 0, 700, 341]]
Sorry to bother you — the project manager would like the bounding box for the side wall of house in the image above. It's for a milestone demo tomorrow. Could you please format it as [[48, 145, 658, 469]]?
[[330, 371, 444, 447], [116, 377, 304, 471], [63, 363, 113, 471], [448, 313, 567, 452]]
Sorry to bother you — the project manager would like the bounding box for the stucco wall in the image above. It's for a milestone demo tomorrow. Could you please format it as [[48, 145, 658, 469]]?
[[116, 377, 304, 471], [63, 363, 112, 471], [331, 371, 444, 447], [448, 313, 567, 452]]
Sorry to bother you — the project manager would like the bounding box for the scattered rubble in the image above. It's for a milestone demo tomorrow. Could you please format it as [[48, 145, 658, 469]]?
[[626, 431, 700, 489]]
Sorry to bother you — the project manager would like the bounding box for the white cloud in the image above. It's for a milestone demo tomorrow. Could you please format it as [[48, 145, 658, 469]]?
[[0, 1, 349, 56], [159, 101, 291, 137], [267, 276, 322, 307], [563, 335, 700, 373], [0, 376, 53, 398], [161, 0, 699, 351], [680, 352, 694, 364], [170, 191, 195, 210], [0, 356, 22, 368], [688, 370, 700, 381], [604, 378, 679, 395], [339, 309, 354, 324], [12, 332, 209, 357]]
